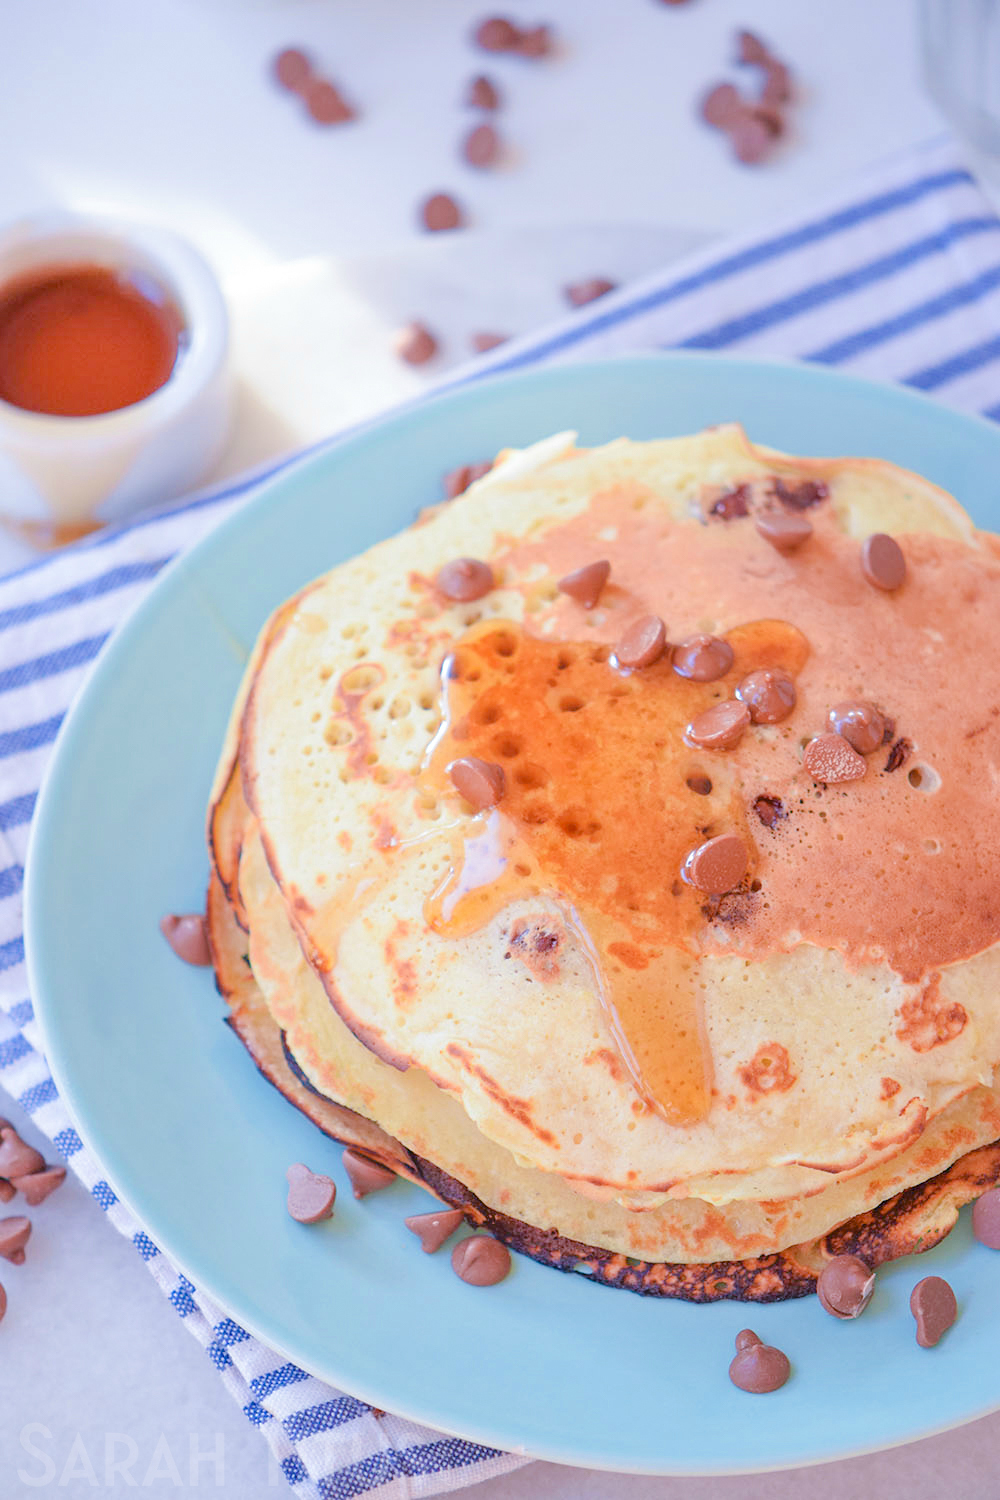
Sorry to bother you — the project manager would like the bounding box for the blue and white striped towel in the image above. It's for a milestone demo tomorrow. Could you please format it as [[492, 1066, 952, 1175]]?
[[3, 133, 1000, 1499]]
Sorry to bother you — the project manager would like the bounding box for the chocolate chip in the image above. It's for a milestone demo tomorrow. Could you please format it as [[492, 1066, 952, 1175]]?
[[973, 1186, 1000, 1248], [910, 1275, 957, 1347], [752, 102, 785, 138], [803, 733, 867, 785], [734, 1328, 762, 1352], [286, 1163, 336, 1223], [0, 1129, 45, 1181], [451, 1234, 511, 1285], [473, 16, 519, 50], [861, 533, 906, 591], [682, 832, 749, 894], [463, 122, 502, 168], [0, 1216, 30, 1265], [342, 1148, 397, 1199], [729, 1339, 790, 1393], [772, 478, 828, 510], [448, 756, 506, 810], [272, 48, 312, 94], [685, 699, 751, 751], [732, 112, 774, 164], [394, 322, 438, 366], [671, 634, 734, 682], [735, 669, 796, 724], [817, 1254, 875, 1319], [557, 560, 610, 609], [613, 615, 667, 670], [305, 79, 355, 124], [471, 332, 507, 353], [421, 193, 464, 232], [0, 1282, 7, 1323], [405, 1208, 465, 1253], [12, 1166, 66, 1206], [160, 913, 211, 966], [0, 1180, 14, 1205], [754, 510, 812, 552], [761, 60, 792, 105], [686, 774, 713, 796], [564, 278, 617, 308], [736, 30, 771, 65], [701, 82, 744, 129], [511, 24, 553, 57], [753, 794, 785, 828], [827, 701, 885, 755], [884, 737, 912, 773], [709, 484, 750, 520], [436, 557, 495, 601], [467, 74, 501, 110], [442, 463, 493, 499]]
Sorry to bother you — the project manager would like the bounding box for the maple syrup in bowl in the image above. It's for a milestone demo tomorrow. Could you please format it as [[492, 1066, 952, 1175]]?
[[0, 213, 230, 547]]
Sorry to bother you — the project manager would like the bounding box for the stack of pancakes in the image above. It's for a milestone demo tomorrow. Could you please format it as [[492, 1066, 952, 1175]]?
[[207, 425, 1000, 1300]]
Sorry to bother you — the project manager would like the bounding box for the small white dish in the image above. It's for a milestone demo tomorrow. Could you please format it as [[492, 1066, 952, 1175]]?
[[0, 211, 230, 545]]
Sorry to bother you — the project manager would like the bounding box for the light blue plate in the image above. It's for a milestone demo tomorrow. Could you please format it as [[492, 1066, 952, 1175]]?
[[24, 354, 1000, 1474]]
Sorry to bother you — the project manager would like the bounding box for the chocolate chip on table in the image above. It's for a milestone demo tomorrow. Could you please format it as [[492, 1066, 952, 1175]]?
[[442, 462, 493, 499], [732, 112, 775, 165], [470, 332, 508, 353], [13, 1166, 66, 1206], [511, 24, 553, 57], [0, 1282, 6, 1324], [682, 832, 749, 894], [467, 75, 501, 110], [305, 79, 355, 124], [910, 1275, 957, 1347], [671, 634, 734, 682], [342, 1148, 396, 1199], [473, 16, 519, 51], [729, 1333, 790, 1393], [436, 557, 495, 601], [827, 701, 886, 756], [463, 122, 502, 168], [817, 1254, 875, 1319], [861, 533, 907, 592], [736, 30, 771, 65], [701, 82, 744, 129], [761, 59, 792, 105], [614, 615, 667, 670], [735, 669, 796, 725], [394, 322, 438, 366], [564, 278, 617, 308], [160, 912, 212, 966], [0, 1216, 31, 1265], [557, 560, 611, 609], [972, 1185, 1000, 1248], [685, 699, 751, 751], [448, 756, 506, 811], [754, 510, 813, 552], [272, 48, 312, 94], [405, 1207, 465, 1253], [803, 733, 867, 785], [421, 193, 464, 232], [0, 1181, 13, 1205], [286, 1163, 336, 1224], [451, 1234, 512, 1285], [0, 1129, 45, 1181]]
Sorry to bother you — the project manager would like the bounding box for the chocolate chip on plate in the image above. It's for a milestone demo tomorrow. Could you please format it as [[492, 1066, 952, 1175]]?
[[342, 1148, 397, 1199], [736, 669, 796, 724], [405, 1208, 465, 1253], [436, 557, 495, 601], [160, 913, 212, 966], [613, 615, 667, 670], [861, 533, 906, 591], [754, 510, 813, 552], [286, 1163, 336, 1224], [448, 756, 506, 810], [827, 701, 885, 755], [394, 321, 438, 366], [803, 733, 867, 785], [682, 832, 749, 894], [463, 122, 502, 168], [671, 634, 734, 682], [421, 193, 464, 232], [272, 48, 312, 94], [728, 1329, 790, 1392], [557, 560, 610, 609], [910, 1275, 957, 1347], [451, 1234, 511, 1285], [564, 278, 617, 308], [972, 1185, 1000, 1248], [817, 1254, 875, 1319], [685, 699, 751, 751], [467, 75, 501, 110]]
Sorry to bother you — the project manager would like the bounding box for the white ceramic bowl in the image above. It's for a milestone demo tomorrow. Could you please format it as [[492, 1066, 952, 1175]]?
[[0, 212, 231, 544]]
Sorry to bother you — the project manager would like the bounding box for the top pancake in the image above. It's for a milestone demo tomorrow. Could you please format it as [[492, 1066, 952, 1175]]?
[[235, 425, 1000, 1207]]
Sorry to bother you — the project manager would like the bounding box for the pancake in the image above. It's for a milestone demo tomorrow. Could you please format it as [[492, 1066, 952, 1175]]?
[[207, 424, 1000, 1297]]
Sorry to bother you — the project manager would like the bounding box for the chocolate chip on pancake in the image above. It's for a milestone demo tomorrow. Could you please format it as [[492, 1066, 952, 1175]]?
[[405, 1207, 464, 1253], [772, 478, 827, 510], [685, 700, 751, 751], [436, 557, 495, 601], [754, 510, 812, 552], [343, 1148, 397, 1198], [911, 1275, 957, 1347], [682, 833, 749, 894], [708, 483, 750, 520], [448, 756, 506, 810], [753, 794, 785, 828], [613, 615, 667, 670], [557, 559, 610, 608], [862, 533, 906, 591], [442, 463, 493, 499], [827, 701, 885, 755], [817, 1254, 874, 1318], [803, 733, 867, 784], [736, 669, 796, 724], [672, 634, 734, 682], [451, 1233, 511, 1285]]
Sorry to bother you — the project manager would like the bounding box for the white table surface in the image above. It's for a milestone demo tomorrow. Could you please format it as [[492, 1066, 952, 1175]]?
[[4, 2, 1000, 1495]]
